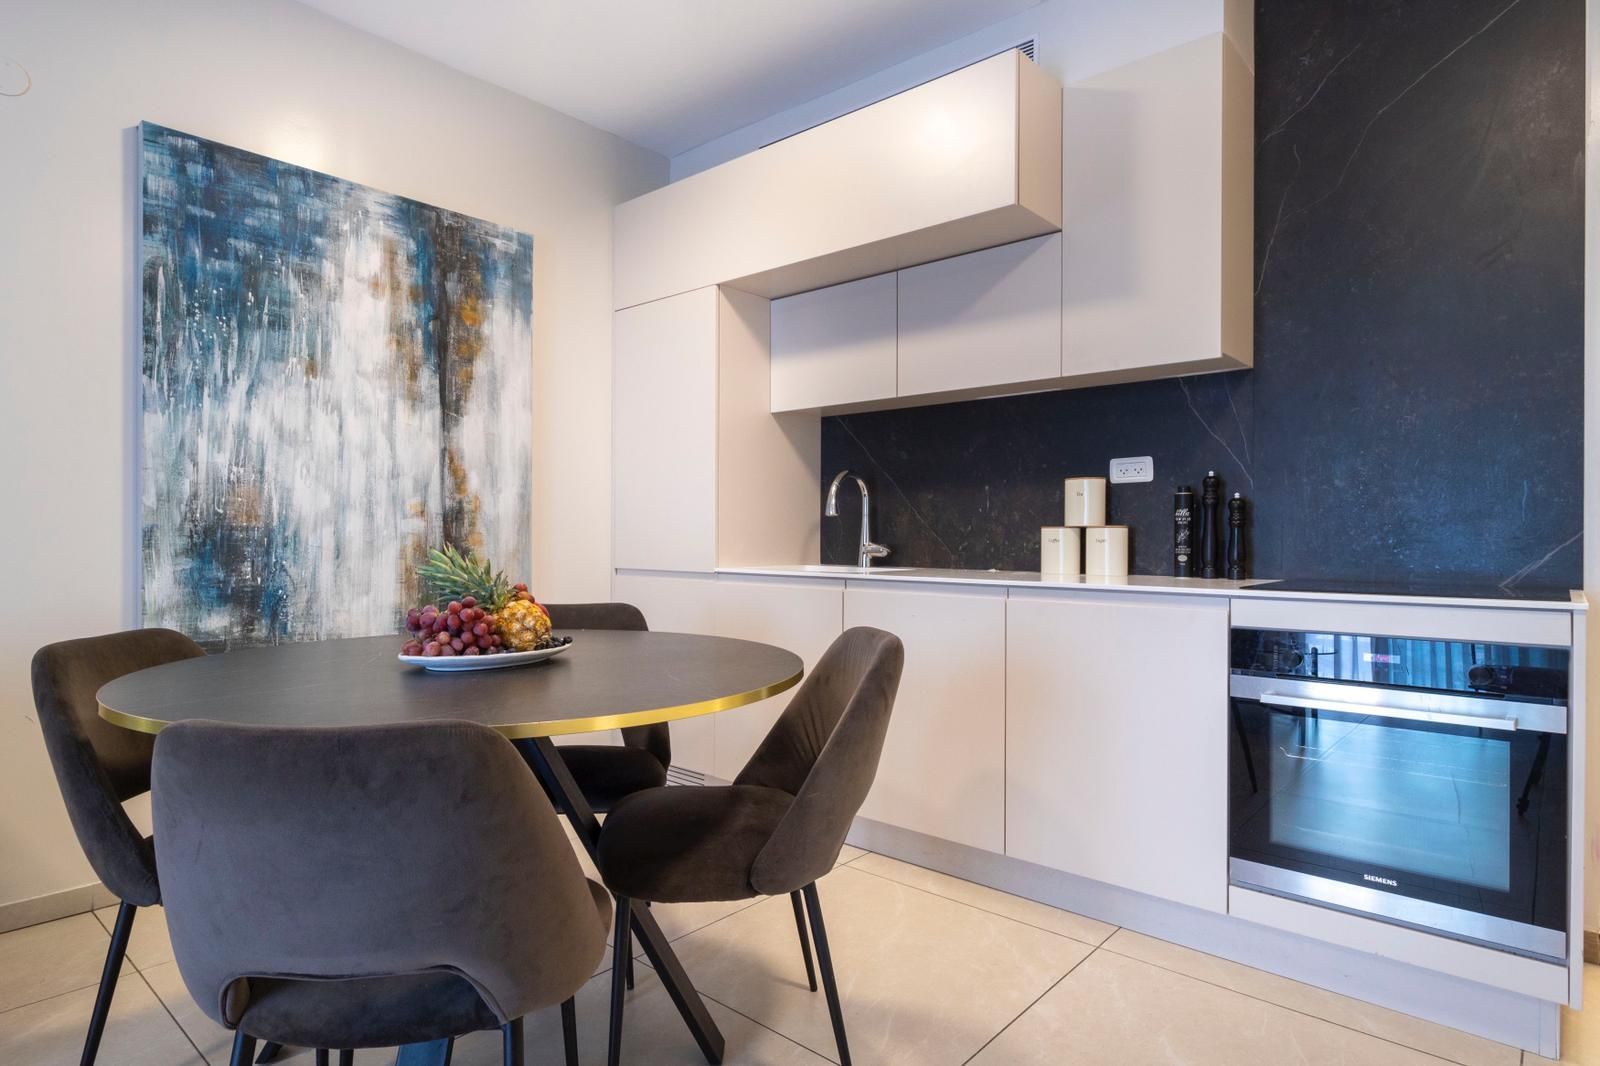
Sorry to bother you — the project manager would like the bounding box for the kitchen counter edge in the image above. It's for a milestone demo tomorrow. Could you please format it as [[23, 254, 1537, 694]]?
[[708, 566, 1588, 612]]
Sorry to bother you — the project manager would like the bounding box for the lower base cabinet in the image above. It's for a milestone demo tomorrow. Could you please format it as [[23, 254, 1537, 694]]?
[[844, 582, 1005, 852], [1004, 589, 1229, 913]]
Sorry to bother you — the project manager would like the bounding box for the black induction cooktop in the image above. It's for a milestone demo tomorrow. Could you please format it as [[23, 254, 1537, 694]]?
[[1254, 577, 1574, 603]]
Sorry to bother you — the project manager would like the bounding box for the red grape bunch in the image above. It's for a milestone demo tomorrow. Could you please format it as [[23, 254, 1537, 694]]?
[[400, 596, 505, 658]]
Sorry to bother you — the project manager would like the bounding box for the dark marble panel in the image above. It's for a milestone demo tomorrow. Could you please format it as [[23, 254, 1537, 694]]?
[[822, 0, 1583, 588]]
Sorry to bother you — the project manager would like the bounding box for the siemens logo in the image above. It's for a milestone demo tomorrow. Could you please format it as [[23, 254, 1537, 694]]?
[[1363, 874, 1399, 887]]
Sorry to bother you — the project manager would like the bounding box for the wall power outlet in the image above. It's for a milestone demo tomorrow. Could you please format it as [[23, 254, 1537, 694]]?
[[1109, 456, 1154, 484]]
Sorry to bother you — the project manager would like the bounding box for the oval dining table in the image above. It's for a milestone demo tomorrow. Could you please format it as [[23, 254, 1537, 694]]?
[[98, 630, 805, 1066]]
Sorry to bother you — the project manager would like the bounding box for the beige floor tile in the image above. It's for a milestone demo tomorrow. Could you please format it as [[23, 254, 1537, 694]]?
[[1102, 929, 1518, 1066], [1523, 965, 1600, 1064], [94, 903, 176, 971], [970, 948, 1458, 1066], [668, 863, 1091, 1066], [0, 913, 130, 1014], [0, 971, 204, 1066], [835, 844, 866, 866], [626, 898, 769, 959], [449, 964, 831, 1066], [851, 852, 1117, 947]]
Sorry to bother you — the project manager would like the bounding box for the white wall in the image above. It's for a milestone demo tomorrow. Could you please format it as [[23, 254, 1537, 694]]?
[[670, 0, 1244, 180], [0, 0, 666, 911]]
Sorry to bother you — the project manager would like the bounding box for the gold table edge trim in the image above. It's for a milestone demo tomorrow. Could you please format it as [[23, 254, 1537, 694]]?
[[98, 667, 804, 739]]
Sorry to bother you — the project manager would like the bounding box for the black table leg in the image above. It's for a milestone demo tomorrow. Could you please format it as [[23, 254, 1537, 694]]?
[[522, 736, 726, 1065]]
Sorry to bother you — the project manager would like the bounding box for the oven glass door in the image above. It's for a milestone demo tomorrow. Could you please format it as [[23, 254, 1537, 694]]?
[[1228, 684, 1567, 960]]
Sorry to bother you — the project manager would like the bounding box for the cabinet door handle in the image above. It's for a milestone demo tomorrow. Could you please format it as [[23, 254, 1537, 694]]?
[[1258, 692, 1517, 732]]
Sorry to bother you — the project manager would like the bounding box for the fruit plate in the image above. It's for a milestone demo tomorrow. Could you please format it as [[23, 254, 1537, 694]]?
[[399, 640, 573, 673]]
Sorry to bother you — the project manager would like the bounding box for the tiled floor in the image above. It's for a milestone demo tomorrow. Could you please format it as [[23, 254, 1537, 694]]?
[[0, 848, 1594, 1065]]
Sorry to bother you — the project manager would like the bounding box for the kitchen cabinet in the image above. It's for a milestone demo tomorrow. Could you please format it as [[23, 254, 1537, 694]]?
[[614, 288, 821, 573], [770, 274, 897, 413], [1004, 589, 1229, 912], [611, 570, 721, 773], [614, 50, 1061, 309], [612, 289, 720, 572], [711, 576, 844, 781], [843, 582, 1006, 852], [897, 234, 1062, 398], [1061, 34, 1252, 382]]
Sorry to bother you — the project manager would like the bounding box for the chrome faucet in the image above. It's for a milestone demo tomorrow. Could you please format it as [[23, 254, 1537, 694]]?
[[825, 470, 890, 568]]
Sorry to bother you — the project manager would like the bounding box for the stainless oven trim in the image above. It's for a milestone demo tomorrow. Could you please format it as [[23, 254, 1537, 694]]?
[[1230, 858, 1567, 962], [1229, 673, 1567, 734]]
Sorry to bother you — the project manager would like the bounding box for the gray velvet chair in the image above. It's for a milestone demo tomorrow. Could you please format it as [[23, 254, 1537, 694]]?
[[527, 602, 670, 812], [31, 628, 206, 1066], [152, 720, 611, 1066], [596, 626, 904, 1066]]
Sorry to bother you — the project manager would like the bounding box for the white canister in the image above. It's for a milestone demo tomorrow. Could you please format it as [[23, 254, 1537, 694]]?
[[1084, 526, 1129, 576], [1040, 526, 1081, 576], [1064, 477, 1107, 527]]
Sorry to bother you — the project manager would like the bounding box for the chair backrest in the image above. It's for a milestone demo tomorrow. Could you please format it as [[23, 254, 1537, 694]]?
[[542, 602, 668, 767], [31, 628, 205, 905], [735, 627, 904, 895], [152, 720, 608, 1029]]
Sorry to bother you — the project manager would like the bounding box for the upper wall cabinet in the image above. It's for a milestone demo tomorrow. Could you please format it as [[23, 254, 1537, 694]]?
[[613, 50, 1062, 310], [770, 274, 897, 413], [898, 233, 1062, 399], [1061, 34, 1253, 380]]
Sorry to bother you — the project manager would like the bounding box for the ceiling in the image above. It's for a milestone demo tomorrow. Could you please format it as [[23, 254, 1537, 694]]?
[[297, 0, 1046, 159]]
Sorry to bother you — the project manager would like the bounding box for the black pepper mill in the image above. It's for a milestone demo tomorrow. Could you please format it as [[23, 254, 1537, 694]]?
[[1226, 492, 1246, 580], [1199, 471, 1220, 578], [1173, 486, 1194, 577]]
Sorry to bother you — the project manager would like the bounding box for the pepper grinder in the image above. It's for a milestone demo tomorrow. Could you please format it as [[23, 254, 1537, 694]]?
[[1226, 492, 1246, 580], [1173, 485, 1194, 577], [1199, 471, 1220, 578]]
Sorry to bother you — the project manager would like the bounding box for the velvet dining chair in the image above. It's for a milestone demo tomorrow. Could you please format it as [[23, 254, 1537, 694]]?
[[31, 628, 206, 1066], [152, 719, 610, 1066], [595, 626, 905, 1066]]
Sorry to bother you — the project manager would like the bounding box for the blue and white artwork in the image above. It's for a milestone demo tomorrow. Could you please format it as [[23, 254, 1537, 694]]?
[[139, 122, 534, 647]]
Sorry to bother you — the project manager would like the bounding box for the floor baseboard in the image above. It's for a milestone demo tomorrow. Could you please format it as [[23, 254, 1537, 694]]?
[[0, 881, 115, 934]]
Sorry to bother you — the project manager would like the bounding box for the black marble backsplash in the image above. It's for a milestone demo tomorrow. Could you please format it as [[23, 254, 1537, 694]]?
[[822, 0, 1584, 587]]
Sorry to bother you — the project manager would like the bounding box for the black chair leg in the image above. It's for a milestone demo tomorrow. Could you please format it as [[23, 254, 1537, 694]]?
[[608, 896, 632, 1066], [314, 1052, 328, 1066], [790, 890, 818, 992], [228, 1032, 258, 1066], [80, 900, 136, 1066], [502, 1017, 524, 1066], [802, 882, 851, 1066], [626, 951, 635, 991], [560, 996, 579, 1066], [337, 1053, 353, 1066]]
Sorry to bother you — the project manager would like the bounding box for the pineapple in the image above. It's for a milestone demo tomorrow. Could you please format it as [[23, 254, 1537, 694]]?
[[497, 598, 552, 651], [415, 545, 511, 608]]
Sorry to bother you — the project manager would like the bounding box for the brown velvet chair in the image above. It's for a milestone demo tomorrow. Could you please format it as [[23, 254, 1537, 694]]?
[[152, 720, 611, 1066], [596, 626, 904, 1066], [31, 628, 206, 1066], [527, 602, 670, 812]]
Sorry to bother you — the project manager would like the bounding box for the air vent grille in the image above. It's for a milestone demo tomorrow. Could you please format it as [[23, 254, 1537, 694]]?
[[1016, 38, 1037, 62]]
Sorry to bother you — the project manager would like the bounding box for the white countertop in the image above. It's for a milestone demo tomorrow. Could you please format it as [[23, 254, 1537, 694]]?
[[714, 565, 1588, 612]]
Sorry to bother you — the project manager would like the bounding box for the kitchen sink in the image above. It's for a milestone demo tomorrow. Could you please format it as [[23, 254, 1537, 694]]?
[[798, 564, 915, 574]]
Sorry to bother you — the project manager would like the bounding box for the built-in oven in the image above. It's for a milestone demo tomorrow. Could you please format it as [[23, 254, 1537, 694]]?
[[1228, 627, 1570, 962]]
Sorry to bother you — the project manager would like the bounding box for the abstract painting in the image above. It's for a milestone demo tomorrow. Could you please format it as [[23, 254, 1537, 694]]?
[[139, 122, 533, 648]]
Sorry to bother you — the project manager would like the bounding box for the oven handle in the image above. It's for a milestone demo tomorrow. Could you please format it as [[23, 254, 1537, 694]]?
[[1259, 692, 1517, 732]]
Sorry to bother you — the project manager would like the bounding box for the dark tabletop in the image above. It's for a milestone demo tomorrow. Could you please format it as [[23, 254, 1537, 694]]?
[[98, 631, 804, 738]]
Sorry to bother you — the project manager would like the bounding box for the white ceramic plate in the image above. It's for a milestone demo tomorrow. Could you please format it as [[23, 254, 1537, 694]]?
[[398, 640, 573, 672]]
